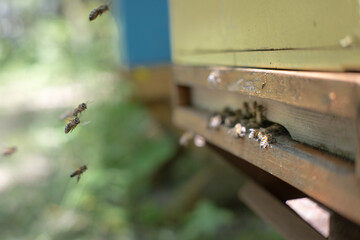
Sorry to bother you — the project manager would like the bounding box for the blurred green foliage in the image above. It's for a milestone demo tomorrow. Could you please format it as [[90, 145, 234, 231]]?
[[0, 0, 283, 239]]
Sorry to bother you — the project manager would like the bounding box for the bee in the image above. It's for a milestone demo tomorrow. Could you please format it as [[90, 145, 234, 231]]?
[[70, 165, 88, 183], [208, 70, 221, 88], [89, 4, 110, 21], [3, 146, 17, 156], [243, 102, 252, 119], [179, 131, 195, 146], [207, 114, 223, 129], [255, 105, 265, 125], [72, 102, 87, 117], [248, 129, 259, 139], [65, 117, 80, 134], [260, 134, 273, 149], [228, 123, 246, 138], [194, 135, 206, 147], [256, 128, 268, 141]]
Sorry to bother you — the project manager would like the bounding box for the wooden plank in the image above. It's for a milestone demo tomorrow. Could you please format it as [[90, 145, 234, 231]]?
[[173, 48, 360, 72], [171, 0, 360, 71], [239, 180, 326, 240], [173, 106, 360, 225], [191, 87, 355, 160], [208, 143, 306, 202], [329, 213, 360, 240], [173, 65, 360, 118], [356, 84, 360, 184], [173, 65, 360, 160]]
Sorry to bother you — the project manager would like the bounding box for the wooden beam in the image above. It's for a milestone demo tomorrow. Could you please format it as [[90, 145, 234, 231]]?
[[173, 106, 360, 225], [208, 143, 305, 202], [357, 84, 360, 184], [190, 87, 355, 160], [173, 65, 360, 118], [239, 180, 326, 240], [329, 213, 360, 240]]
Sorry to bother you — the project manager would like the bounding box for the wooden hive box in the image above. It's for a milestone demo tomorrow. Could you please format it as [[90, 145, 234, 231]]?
[[170, 0, 360, 237]]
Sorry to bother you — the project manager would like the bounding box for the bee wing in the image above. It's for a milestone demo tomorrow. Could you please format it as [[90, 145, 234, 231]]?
[[81, 121, 91, 126], [65, 117, 73, 123], [60, 110, 72, 121]]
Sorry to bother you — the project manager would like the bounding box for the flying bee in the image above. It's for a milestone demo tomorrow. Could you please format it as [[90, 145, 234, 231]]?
[[3, 146, 17, 156], [72, 102, 87, 117], [251, 101, 257, 117], [70, 165, 88, 183], [228, 123, 246, 138], [89, 4, 110, 21], [65, 117, 80, 134], [260, 134, 273, 149]]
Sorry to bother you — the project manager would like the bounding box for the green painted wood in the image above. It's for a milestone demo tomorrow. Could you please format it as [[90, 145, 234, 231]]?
[[170, 0, 360, 71]]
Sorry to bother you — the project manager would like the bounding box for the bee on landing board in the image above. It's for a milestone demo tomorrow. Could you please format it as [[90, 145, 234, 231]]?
[[3, 146, 17, 156], [89, 4, 110, 21], [228, 123, 246, 138], [65, 117, 80, 134], [72, 103, 87, 117], [70, 165, 88, 183]]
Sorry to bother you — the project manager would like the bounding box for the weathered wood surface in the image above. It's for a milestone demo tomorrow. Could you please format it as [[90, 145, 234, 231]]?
[[173, 65, 360, 118], [239, 180, 326, 240], [173, 65, 360, 160], [191, 87, 355, 160], [173, 106, 360, 225], [329, 213, 360, 240], [209, 143, 306, 202], [357, 85, 360, 184]]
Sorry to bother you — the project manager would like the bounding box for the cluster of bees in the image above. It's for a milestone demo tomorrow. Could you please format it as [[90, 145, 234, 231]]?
[[65, 3, 113, 182], [61, 102, 90, 182], [2, 3, 110, 181], [207, 102, 284, 149]]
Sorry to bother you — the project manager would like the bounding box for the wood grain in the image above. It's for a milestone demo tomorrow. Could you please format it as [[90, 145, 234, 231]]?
[[173, 106, 360, 225], [191, 87, 355, 160], [239, 180, 326, 240], [173, 65, 360, 118]]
